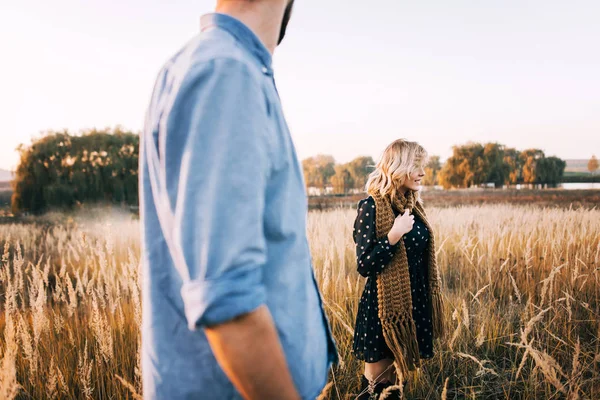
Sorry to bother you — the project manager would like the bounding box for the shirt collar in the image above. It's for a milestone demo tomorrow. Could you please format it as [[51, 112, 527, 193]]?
[[200, 13, 273, 73]]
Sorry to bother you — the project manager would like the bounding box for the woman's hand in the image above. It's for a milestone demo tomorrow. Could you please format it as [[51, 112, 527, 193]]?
[[387, 209, 414, 245]]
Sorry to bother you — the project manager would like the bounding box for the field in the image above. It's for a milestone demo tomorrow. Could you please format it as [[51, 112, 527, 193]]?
[[309, 189, 600, 211], [0, 199, 599, 399]]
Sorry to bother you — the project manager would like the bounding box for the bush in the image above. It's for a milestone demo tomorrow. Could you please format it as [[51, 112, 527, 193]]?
[[11, 128, 139, 214]]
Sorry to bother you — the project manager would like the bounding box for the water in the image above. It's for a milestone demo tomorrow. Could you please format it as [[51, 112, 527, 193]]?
[[558, 182, 598, 190], [513, 182, 598, 190]]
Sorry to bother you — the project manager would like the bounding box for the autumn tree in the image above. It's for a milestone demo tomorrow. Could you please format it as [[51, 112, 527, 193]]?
[[331, 164, 355, 194], [589, 155, 599, 175], [438, 157, 465, 189], [422, 156, 441, 186], [301, 155, 336, 189], [503, 148, 522, 186], [346, 156, 375, 189], [437, 143, 487, 189], [521, 149, 545, 184]]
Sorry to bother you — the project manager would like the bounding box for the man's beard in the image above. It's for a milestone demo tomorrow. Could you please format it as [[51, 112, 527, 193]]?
[[278, 0, 295, 45]]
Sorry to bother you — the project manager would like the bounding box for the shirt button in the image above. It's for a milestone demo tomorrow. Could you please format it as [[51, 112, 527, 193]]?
[[261, 66, 268, 74]]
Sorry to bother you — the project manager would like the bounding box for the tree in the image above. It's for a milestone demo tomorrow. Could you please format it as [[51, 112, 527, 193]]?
[[436, 143, 487, 189], [515, 149, 566, 187], [422, 156, 441, 186], [314, 154, 336, 185], [330, 164, 355, 194], [521, 149, 545, 184], [11, 128, 139, 214], [536, 156, 566, 187], [416, 143, 566, 189], [483, 143, 509, 188], [301, 155, 336, 189], [438, 157, 465, 189], [503, 148, 522, 186], [346, 156, 375, 189], [589, 155, 599, 175]]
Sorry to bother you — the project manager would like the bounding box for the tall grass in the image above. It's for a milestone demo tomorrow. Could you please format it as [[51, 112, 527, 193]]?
[[310, 205, 600, 399], [0, 204, 599, 399], [0, 212, 141, 399]]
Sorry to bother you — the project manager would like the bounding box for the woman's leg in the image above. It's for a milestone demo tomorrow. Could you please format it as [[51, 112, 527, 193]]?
[[357, 359, 399, 399], [364, 359, 395, 383]]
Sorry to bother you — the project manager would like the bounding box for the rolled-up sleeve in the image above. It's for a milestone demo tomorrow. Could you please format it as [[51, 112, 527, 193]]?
[[170, 58, 271, 330]]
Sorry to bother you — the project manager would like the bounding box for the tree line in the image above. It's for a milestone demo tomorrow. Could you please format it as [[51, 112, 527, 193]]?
[[302, 142, 575, 193], [12, 128, 138, 214], [9, 128, 594, 213], [436, 143, 567, 189], [302, 155, 375, 194]]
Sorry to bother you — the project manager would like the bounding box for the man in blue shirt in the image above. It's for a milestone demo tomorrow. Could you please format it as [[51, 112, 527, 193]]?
[[139, 1, 337, 399]]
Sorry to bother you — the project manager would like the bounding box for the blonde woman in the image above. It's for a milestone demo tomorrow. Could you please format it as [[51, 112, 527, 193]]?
[[352, 139, 445, 399]]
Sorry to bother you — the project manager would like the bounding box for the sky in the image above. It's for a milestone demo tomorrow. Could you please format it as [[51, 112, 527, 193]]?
[[1, 0, 599, 171]]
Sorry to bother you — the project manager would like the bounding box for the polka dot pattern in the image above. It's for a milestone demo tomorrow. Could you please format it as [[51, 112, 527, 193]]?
[[353, 198, 399, 278], [352, 196, 435, 363]]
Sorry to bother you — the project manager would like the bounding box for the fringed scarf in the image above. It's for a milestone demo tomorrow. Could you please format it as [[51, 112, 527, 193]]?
[[367, 188, 445, 381]]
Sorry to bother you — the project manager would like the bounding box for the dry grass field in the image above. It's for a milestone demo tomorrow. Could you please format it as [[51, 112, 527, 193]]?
[[0, 202, 599, 399]]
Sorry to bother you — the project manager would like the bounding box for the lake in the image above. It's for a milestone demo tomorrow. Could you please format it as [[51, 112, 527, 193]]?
[[558, 182, 598, 190]]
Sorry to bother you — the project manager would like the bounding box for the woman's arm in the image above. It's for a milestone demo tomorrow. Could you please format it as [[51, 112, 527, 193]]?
[[353, 198, 400, 277]]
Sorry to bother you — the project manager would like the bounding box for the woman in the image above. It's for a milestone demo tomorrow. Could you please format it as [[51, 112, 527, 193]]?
[[352, 139, 445, 399]]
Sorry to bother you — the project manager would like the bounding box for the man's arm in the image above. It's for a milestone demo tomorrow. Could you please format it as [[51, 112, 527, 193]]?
[[205, 306, 300, 400], [170, 59, 299, 399]]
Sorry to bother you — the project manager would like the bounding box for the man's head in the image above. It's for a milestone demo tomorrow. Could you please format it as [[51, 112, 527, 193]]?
[[278, 0, 295, 45]]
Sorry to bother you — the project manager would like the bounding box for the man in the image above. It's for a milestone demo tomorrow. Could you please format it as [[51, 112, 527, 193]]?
[[138, 1, 337, 399]]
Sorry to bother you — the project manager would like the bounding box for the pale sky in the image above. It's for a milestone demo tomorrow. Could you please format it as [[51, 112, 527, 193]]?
[[1, 0, 599, 171]]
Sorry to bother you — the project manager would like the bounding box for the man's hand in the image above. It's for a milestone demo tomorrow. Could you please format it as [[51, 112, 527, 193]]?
[[205, 305, 301, 400]]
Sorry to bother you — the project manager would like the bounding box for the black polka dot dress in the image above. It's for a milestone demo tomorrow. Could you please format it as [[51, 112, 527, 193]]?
[[352, 196, 434, 363]]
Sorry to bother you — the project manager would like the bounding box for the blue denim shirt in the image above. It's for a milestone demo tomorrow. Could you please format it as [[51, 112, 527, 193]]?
[[139, 13, 337, 400]]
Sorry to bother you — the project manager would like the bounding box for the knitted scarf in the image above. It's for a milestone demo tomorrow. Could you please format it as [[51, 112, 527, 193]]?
[[367, 188, 445, 380]]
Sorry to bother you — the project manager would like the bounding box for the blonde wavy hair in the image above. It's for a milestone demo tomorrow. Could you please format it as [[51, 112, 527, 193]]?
[[365, 139, 428, 201]]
